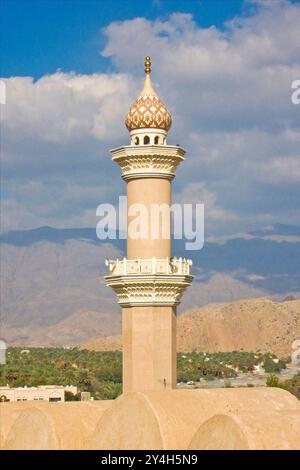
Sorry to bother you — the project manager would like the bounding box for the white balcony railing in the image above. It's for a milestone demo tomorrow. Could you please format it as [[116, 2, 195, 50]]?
[[105, 257, 192, 276]]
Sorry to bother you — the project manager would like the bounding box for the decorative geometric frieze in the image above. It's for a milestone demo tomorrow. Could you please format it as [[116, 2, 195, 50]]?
[[105, 274, 193, 307], [105, 257, 192, 276], [110, 145, 185, 180], [105, 257, 193, 306]]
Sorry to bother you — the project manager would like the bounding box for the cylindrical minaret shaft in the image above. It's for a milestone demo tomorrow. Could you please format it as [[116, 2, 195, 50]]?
[[127, 177, 171, 259]]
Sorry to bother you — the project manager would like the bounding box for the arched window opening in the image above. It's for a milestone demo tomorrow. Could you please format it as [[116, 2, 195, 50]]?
[[154, 136, 159, 144], [134, 136, 139, 145], [144, 135, 150, 145]]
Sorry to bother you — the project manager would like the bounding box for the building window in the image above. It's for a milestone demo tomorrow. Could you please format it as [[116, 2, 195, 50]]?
[[134, 136, 139, 145], [154, 136, 159, 144], [144, 135, 150, 145]]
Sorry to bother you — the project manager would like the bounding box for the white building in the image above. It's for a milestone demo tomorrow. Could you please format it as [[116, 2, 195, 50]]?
[[0, 385, 66, 402]]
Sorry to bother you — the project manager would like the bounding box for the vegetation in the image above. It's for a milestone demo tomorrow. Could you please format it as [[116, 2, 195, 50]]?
[[0, 348, 289, 400], [0, 348, 122, 400], [177, 351, 286, 382], [267, 373, 300, 400], [64, 391, 80, 401]]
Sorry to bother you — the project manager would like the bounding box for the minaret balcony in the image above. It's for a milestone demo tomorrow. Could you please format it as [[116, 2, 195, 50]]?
[[110, 145, 186, 180], [105, 257, 193, 307]]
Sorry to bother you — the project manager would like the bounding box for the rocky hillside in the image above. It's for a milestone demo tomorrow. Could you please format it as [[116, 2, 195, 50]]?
[[3, 310, 121, 347], [82, 298, 300, 358], [1, 224, 300, 345]]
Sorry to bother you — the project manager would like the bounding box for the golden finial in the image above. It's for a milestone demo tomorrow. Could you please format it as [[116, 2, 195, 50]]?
[[144, 56, 151, 74]]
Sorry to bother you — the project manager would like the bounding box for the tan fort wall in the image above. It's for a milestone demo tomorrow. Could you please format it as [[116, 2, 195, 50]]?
[[2, 388, 300, 450], [188, 411, 300, 450], [86, 388, 300, 450], [1, 401, 113, 450]]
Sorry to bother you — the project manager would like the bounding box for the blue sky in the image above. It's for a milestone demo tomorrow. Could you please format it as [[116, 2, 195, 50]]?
[[2, 0, 253, 78], [1, 0, 300, 235]]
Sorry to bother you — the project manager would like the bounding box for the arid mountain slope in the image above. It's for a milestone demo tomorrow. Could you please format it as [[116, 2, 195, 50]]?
[[82, 298, 300, 358], [3, 310, 121, 347]]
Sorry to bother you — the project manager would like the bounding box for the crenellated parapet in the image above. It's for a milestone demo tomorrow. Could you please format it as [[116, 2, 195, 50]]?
[[105, 257, 192, 276], [105, 257, 193, 306]]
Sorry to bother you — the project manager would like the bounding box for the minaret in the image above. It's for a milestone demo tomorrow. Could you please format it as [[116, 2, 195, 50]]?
[[105, 57, 193, 392]]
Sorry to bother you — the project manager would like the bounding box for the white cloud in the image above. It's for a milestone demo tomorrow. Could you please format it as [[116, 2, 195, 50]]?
[[102, 3, 300, 134], [1, 200, 46, 232], [174, 182, 238, 228], [1, 1, 300, 233], [262, 156, 300, 183], [2, 72, 131, 142]]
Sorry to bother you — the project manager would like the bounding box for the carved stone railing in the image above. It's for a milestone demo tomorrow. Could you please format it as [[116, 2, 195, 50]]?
[[105, 257, 193, 306], [105, 257, 192, 277]]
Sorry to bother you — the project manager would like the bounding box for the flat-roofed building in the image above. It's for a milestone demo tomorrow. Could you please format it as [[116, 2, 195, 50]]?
[[0, 385, 65, 402]]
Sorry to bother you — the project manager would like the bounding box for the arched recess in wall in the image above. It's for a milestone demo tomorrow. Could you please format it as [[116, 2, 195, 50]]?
[[0, 395, 9, 402]]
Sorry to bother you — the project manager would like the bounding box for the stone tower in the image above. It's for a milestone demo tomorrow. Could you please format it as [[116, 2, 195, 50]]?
[[105, 57, 193, 392]]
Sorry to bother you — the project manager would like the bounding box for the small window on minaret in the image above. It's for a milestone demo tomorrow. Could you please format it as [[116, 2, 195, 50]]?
[[154, 136, 159, 144], [144, 135, 150, 145], [134, 136, 139, 145]]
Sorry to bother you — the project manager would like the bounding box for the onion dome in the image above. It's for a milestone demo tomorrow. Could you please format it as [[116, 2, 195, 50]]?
[[125, 56, 172, 132]]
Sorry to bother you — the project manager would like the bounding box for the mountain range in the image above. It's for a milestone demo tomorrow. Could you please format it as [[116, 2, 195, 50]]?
[[1, 223, 299, 346], [83, 297, 300, 358]]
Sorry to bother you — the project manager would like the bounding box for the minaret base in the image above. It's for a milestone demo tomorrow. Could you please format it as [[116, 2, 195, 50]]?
[[122, 305, 177, 392]]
